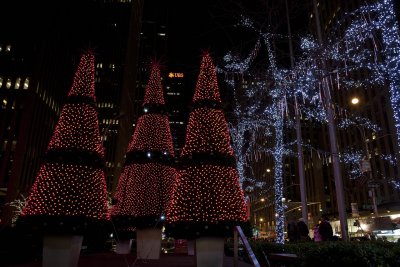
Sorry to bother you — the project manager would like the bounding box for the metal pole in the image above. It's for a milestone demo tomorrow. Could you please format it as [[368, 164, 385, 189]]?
[[312, 0, 349, 241], [234, 229, 238, 267], [285, 0, 308, 225], [359, 127, 379, 216]]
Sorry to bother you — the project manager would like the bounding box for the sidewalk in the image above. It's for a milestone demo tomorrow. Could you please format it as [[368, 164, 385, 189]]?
[[9, 251, 254, 267]]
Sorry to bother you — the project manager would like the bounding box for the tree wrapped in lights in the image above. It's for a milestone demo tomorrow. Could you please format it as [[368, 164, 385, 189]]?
[[218, 0, 400, 242], [111, 63, 176, 232], [166, 53, 248, 239], [20, 52, 110, 232]]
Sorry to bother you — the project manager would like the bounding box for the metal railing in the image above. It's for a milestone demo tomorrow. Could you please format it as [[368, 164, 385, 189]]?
[[233, 226, 260, 267]]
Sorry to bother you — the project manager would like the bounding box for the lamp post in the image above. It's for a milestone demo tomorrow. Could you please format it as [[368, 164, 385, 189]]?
[[350, 97, 379, 216], [313, 0, 348, 241], [355, 126, 379, 217]]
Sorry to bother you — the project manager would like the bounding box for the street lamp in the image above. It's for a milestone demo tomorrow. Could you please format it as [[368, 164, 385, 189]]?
[[351, 97, 360, 105]]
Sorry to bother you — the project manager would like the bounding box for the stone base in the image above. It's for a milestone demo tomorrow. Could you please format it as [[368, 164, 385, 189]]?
[[136, 228, 162, 260], [187, 239, 195, 255], [196, 237, 224, 267], [43, 235, 83, 267], [115, 239, 132, 254]]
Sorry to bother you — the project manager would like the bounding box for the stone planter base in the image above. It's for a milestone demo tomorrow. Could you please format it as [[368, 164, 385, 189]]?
[[187, 239, 195, 255], [43, 235, 83, 267], [115, 239, 132, 254], [136, 228, 162, 260], [196, 237, 224, 267]]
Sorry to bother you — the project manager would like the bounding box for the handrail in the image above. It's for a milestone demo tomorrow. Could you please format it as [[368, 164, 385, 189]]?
[[234, 226, 260, 267]]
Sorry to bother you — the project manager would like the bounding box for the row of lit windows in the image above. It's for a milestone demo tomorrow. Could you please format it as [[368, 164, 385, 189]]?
[[1, 98, 14, 109], [97, 102, 116, 109], [101, 119, 119, 125], [96, 63, 116, 69], [166, 92, 180, 96], [0, 77, 29, 90], [105, 161, 115, 168], [1, 140, 17, 152], [0, 44, 11, 53], [169, 121, 184, 125], [102, 0, 131, 3], [35, 86, 60, 114]]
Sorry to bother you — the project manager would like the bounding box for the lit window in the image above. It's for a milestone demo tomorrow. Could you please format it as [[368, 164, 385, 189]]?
[[0, 77, 3, 87], [23, 78, 29, 89], [6, 45, 11, 52], [6, 78, 11, 89], [0, 46, 2, 52], [158, 33, 166, 37], [15, 77, 21, 89]]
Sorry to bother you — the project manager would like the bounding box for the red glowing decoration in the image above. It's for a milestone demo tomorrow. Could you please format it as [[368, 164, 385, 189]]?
[[166, 53, 247, 237], [143, 63, 165, 105], [21, 52, 110, 226], [111, 63, 176, 228], [192, 53, 221, 103]]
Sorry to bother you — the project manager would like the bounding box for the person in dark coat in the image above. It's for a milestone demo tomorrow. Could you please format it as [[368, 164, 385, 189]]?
[[318, 217, 333, 241], [287, 220, 298, 242], [297, 218, 311, 241]]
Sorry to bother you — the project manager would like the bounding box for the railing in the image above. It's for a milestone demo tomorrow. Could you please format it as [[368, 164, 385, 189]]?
[[234, 226, 260, 267]]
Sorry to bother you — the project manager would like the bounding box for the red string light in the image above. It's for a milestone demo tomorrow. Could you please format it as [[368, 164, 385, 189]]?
[[192, 53, 222, 103], [112, 64, 176, 225], [167, 53, 247, 227], [21, 53, 109, 221], [143, 63, 165, 105]]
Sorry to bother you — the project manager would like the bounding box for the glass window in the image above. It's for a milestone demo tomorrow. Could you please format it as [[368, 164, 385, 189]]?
[[6, 78, 11, 89], [23, 78, 29, 89], [6, 45, 11, 52], [15, 77, 21, 89], [0, 77, 3, 87]]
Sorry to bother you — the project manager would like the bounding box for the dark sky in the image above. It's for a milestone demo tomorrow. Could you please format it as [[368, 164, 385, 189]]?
[[163, 0, 310, 69], [163, 0, 241, 85], [157, 0, 310, 101]]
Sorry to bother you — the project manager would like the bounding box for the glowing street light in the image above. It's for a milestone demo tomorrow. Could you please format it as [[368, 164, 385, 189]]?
[[351, 97, 360, 105]]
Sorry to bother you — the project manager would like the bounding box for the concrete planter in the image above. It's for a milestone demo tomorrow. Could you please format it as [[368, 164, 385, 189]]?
[[136, 228, 162, 260], [115, 239, 132, 254], [196, 237, 225, 267], [43, 235, 83, 267], [187, 239, 195, 255]]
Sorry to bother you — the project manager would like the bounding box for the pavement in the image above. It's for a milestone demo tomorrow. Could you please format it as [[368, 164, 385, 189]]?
[[8, 251, 254, 267]]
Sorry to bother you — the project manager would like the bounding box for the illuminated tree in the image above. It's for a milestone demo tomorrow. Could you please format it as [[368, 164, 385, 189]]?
[[20, 52, 110, 232], [111, 63, 176, 230], [166, 53, 248, 238], [218, 0, 400, 243]]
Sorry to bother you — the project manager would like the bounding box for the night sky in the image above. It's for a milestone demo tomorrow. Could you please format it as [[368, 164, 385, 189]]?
[[161, 0, 310, 103]]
